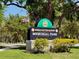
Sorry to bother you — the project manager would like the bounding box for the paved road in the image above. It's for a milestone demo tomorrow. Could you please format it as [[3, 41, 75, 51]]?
[[0, 43, 26, 51], [74, 44, 79, 47]]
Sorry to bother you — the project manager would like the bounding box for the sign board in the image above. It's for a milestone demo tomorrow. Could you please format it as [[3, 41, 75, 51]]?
[[27, 27, 59, 40], [37, 18, 54, 28]]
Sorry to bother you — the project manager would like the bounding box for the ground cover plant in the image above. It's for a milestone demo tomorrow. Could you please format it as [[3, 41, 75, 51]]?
[[51, 38, 78, 52]]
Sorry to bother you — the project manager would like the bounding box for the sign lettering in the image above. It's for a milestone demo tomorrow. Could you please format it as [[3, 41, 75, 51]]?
[[27, 27, 59, 40]]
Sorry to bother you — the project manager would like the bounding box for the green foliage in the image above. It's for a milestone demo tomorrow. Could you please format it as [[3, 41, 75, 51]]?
[[0, 0, 79, 28], [53, 38, 78, 44], [0, 8, 4, 26], [61, 21, 79, 39], [51, 38, 78, 52], [51, 44, 71, 52], [0, 0, 79, 43], [34, 38, 48, 53], [0, 15, 30, 43]]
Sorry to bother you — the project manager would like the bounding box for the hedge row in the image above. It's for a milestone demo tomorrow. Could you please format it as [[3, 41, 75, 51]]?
[[33, 38, 79, 53]]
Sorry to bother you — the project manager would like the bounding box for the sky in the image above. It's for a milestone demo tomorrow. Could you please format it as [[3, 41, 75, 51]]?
[[4, 5, 28, 17]]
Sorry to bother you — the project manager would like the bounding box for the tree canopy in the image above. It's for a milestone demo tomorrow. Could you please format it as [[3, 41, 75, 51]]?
[[0, 0, 79, 21], [0, 0, 79, 42]]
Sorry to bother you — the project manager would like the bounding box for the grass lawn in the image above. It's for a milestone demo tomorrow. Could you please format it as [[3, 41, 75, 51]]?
[[0, 48, 79, 59]]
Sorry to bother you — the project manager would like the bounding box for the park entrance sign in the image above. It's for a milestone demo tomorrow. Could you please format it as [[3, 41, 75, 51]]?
[[28, 27, 58, 40], [26, 18, 59, 51], [27, 18, 58, 40], [37, 18, 54, 28]]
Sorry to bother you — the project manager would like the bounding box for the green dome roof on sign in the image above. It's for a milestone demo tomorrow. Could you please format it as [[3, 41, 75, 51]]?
[[37, 18, 54, 28]]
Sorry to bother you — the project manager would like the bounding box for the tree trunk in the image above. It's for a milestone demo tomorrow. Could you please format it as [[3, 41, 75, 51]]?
[[47, 0, 52, 19]]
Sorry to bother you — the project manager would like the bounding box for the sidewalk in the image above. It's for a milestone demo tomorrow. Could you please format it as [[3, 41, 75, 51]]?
[[0, 43, 26, 51]]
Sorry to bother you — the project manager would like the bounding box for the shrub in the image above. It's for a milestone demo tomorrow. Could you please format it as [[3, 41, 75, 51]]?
[[51, 38, 78, 52], [61, 22, 79, 39], [34, 38, 48, 53]]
